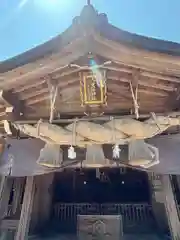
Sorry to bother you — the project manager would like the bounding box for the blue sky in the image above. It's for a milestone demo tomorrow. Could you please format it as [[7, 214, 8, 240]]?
[[0, 0, 179, 61]]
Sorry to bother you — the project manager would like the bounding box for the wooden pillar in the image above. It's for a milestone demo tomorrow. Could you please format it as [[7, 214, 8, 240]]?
[[175, 175, 180, 194], [15, 176, 35, 240], [0, 176, 14, 240], [38, 173, 54, 226], [0, 176, 6, 217], [149, 173, 180, 239], [0, 177, 13, 219], [30, 173, 54, 233], [0, 176, 7, 240], [162, 175, 180, 239], [12, 178, 25, 216], [149, 173, 168, 234]]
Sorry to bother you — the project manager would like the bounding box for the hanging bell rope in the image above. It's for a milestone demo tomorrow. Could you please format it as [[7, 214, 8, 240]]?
[[150, 112, 162, 133], [68, 119, 77, 159], [111, 117, 121, 159], [49, 84, 58, 123], [36, 119, 55, 144], [129, 80, 139, 119]]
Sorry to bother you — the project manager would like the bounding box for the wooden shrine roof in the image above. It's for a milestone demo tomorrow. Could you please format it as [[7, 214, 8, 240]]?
[[0, 3, 180, 128]]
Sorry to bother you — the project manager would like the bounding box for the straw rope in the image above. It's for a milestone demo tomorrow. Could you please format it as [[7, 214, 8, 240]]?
[[13, 115, 180, 147]]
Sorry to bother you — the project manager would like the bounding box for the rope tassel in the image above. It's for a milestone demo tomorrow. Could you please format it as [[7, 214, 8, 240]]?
[[129, 80, 139, 119], [68, 119, 78, 159]]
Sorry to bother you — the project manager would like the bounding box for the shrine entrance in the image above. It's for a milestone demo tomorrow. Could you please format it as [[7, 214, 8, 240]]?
[[50, 168, 157, 234], [0, 170, 177, 239]]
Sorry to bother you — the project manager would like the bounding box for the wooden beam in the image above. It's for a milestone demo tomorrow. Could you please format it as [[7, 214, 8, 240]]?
[[21, 88, 49, 101], [0, 90, 22, 108], [0, 90, 14, 107], [0, 35, 92, 89], [15, 176, 36, 240], [102, 63, 180, 83], [0, 90, 24, 122], [26, 95, 48, 106], [14, 79, 46, 94], [107, 72, 176, 92], [93, 32, 180, 76], [141, 71, 180, 83], [5, 107, 21, 122], [108, 80, 169, 97]]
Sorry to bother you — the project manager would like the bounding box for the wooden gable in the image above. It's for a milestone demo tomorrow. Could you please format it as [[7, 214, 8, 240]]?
[[0, 3, 179, 130]]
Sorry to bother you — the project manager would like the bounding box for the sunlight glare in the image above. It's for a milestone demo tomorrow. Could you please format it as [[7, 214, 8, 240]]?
[[33, 0, 69, 10], [18, 0, 29, 9]]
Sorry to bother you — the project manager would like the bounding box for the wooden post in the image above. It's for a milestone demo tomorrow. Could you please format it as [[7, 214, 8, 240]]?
[[0, 176, 6, 215], [149, 173, 180, 239], [15, 176, 35, 240], [30, 173, 54, 232], [0, 176, 7, 240], [0, 177, 13, 219], [12, 177, 25, 216], [0, 176, 14, 240], [162, 175, 180, 239], [38, 173, 54, 227], [149, 173, 168, 234], [175, 175, 180, 193]]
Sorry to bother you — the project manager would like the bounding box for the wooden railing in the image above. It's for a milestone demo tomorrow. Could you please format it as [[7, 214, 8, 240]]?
[[53, 203, 155, 233]]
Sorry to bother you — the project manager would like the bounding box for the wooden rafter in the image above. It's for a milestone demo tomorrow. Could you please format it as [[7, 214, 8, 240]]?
[[0, 29, 179, 125], [14, 79, 46, 93], [0, 35, 93, 89]]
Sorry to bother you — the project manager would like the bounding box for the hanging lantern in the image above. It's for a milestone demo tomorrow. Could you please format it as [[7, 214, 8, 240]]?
[[128, 140, 159, 167], [37, 143, 63, 168], [80, 70, 107, 114], [84, 145, 108, 168]]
